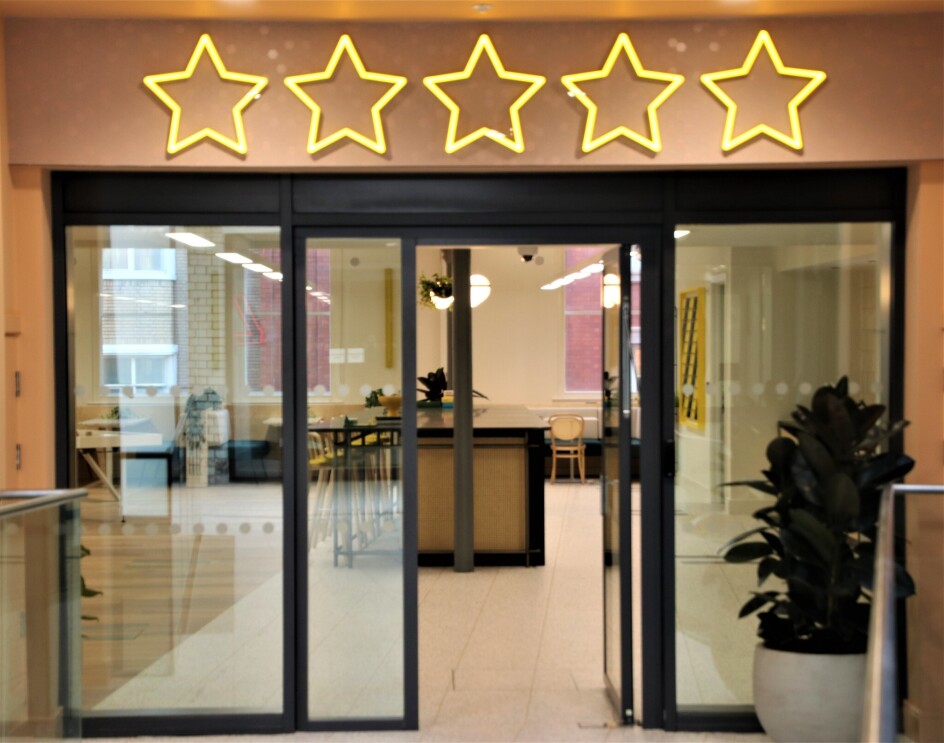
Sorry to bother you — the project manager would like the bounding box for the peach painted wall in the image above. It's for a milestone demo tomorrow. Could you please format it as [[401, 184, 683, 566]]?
[[2, 14, 942, 169], [2, 167, 54, 490], [0, 19, 10, 485], [904, 160, 944, 743]]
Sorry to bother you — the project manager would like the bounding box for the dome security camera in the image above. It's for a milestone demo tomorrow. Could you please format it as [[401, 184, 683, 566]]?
[[518, 245, 538, 263]]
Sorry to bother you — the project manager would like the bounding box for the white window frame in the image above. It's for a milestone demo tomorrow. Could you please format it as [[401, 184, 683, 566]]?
[[101, 343, 178, 395], [102, 248, 177, 281]]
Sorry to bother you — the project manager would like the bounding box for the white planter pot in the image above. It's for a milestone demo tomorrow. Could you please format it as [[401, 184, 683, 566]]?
[[753, 643, 866, 743]]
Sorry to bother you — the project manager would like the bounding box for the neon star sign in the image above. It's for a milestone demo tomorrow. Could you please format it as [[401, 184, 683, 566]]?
[[284, 34, 407, 155], [700, 30, 827, 152], [561, 33, 685, 153], [143, 34, 268, 155], [423, 34, 546, 154]]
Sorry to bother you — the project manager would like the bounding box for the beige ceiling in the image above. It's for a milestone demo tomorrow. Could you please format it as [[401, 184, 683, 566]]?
[[0, 0, 941, 21]]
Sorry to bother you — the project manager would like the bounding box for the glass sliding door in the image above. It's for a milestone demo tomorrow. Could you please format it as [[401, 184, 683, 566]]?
[[302, 238, 407, 723], [601, 245, 641, 723], [70, 225, 285, 717], [672, 223, 892, 710]]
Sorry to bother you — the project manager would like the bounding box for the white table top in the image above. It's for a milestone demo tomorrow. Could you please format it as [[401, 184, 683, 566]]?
[[76, 431, 162, 449], [79, 417, 149, 429]]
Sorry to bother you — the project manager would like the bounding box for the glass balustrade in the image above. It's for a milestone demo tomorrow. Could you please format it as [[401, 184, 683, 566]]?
[[0, 489, 86, 741]]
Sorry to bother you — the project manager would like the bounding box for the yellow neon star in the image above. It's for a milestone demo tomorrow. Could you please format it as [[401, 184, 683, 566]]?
[[561, 33, 685, 153], [423, 34, 546, 154], [284, 35, 407, 155], [143, 34, 268, 155], [700, 30, 827, 152]]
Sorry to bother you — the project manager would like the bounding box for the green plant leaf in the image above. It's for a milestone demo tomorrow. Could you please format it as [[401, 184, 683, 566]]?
[[796, 431, 836, 482], [856, 452, 915, 489], [720, 479, 778, 496], [760, 531, 784, 556], [895, 564, 916, 598], [791, 450, 822, 506], [738, 591, 780, 618], [752, 506, 780, 526], [718, 526, 768, 554], [825, 472, 860, 526], [758, 557, 781, 585], [788, 509, 838, 564], [724, 541, 773, 563], [81, 576, 102, 598]]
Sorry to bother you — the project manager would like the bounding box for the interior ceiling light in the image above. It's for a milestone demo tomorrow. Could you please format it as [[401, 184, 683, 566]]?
[[143, 34, 268, 156], [430, 275, 492, 309], [167, 232, 216, 248], [243, 263, 273, 273], [262, 271, 284, 281], [170, 304, 187, 309], [700, 29, 827, 152], [603, 273, 621, 309], [674, 229, 691, 239], [472, 3, 492, 12], [585, 263, 605, 273], [470, 274, 491, 308], [215, 251, 252, 263]]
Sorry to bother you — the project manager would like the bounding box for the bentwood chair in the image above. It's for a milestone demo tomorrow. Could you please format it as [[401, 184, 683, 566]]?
[[307, 431, 335, 551], [548, 414, 586, 483]]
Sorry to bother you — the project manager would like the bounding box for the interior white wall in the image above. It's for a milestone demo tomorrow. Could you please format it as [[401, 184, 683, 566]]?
[[676, 232, 887, 513], [469, 247, 576, 406]]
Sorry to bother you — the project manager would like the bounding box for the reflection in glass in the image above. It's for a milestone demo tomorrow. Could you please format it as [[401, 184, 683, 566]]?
[[305, 239, 404, 721], [71, 225, 284, 715], [673, 223, 891, 709]]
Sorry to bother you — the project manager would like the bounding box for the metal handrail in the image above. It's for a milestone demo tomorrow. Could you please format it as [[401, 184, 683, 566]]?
[[0, 488, 87, 519], [861, 483, 944, 743]]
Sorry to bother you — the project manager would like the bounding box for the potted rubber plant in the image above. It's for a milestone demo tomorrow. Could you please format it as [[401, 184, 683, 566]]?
[[722, 377, 914, 742]]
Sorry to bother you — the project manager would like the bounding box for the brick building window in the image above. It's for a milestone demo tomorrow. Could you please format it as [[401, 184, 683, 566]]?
[[564, 247, 603, 394], [102, 247, 176, 280], [102, 343, 178, 394], [243, 248, 331, 394]]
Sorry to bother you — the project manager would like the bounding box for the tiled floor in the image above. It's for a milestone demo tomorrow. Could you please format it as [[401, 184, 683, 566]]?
[[94, 481, 768, 742]]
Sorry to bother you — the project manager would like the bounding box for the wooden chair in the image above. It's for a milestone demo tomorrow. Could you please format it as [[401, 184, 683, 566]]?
[[548, 414, 586, 483], [307, 431, 335, 551]]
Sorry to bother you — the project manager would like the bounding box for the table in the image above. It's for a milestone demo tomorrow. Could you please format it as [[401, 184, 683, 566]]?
[[417, 406, 549, 567], [78, 417, 149, 430], [75, 431, 163, 514], [307, 413, 401, 567]]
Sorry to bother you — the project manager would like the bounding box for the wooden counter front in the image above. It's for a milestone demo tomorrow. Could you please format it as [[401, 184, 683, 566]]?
[[417, 407, 548, 567]]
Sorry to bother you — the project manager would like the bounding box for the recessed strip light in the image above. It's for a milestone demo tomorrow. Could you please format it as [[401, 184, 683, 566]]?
[[170, 304, 187, 309], [243, 263, 273, 273], [167, 232, 216, 248], [262, 271, 283, 281], [215, 252, 252, 264], [674, 229, 691, 239]]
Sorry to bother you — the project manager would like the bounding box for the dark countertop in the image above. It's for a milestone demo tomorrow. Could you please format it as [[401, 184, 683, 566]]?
[[418, 406, 549, 431]]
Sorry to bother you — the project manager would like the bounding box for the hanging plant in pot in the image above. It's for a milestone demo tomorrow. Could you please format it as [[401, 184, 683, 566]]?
[[722, 377, 915, 743]]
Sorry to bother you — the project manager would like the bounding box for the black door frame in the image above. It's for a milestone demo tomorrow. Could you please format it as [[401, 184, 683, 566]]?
[[52, 168, 906, 737]]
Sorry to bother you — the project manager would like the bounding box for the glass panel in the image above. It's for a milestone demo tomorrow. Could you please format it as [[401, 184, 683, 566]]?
[[70, 225, 284, 716], [601, 250, 622, 710], [0, 500, 83, 740], [673, 223, 892, 709], [305, 238, 404, 721]]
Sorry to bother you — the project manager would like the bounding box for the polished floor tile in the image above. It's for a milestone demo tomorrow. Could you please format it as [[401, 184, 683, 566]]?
[[93, 481, 769, 742]]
